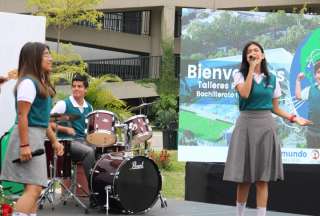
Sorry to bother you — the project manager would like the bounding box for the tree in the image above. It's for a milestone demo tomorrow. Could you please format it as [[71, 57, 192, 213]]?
[[28, 0, 103, 53], [156, 40, 179, 96], [50, 43, 88, 84], [85, 77, 131, 121]]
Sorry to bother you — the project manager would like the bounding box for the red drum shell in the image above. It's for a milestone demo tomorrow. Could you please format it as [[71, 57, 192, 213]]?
[[86, 110, 117, 147], [90, 153, 161, 214], [124, 115, 152, 145], [45, 139, 71, 178]]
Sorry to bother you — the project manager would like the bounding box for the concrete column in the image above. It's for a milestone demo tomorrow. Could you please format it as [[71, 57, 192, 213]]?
[[150, 7, 162, 57], [161, 5, 175, 42], [150, 7, 162, 78]]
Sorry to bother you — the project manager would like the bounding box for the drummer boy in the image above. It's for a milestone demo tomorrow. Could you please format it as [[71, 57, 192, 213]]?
[[50, 73, 96, 205]]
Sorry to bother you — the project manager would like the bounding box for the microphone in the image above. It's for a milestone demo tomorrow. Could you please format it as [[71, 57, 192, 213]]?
[[12, 149, 45, 163], [249, 55, 255, 61]]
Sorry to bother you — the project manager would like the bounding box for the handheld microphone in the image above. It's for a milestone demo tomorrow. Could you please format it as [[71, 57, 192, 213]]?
[[249, 55, 255, 61], [12, 149, 45, 163]]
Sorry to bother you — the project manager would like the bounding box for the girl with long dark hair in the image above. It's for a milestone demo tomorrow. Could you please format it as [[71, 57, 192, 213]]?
[[0, 42, 64, 216], [223, 41, 311, 216]]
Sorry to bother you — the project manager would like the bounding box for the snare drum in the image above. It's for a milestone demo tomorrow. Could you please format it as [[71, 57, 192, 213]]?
[[124, 115, 152, 145], [90, 153, 161, 214], [44, 139, 72, 178], [86, 110, 117, 147]]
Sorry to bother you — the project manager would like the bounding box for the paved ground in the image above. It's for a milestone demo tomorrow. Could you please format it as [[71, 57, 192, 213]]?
[[38, 198, 310, 216]]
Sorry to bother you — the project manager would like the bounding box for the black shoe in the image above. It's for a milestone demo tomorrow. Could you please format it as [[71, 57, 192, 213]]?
[[89, 195, 98, 208]]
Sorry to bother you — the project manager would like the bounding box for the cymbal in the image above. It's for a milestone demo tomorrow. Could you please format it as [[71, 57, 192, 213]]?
[[129, 102, 155, 111], [50, 113, 81, 122]]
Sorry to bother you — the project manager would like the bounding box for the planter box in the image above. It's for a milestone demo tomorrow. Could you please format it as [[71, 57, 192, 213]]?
[[162, 130, 177, 150]]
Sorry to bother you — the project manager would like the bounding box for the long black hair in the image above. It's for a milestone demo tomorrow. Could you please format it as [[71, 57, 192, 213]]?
[[15, 42, 55, 97], [239, 41, 270, 87]]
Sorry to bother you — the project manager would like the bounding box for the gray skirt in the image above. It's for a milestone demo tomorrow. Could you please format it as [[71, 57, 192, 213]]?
[[223, 110, 284, 183], [0, 126, 48, 187]]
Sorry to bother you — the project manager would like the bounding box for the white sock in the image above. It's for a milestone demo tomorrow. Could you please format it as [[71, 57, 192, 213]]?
[[236, 202, 246, 216], [12, 212, 29, 216], [257, 207, 267, 216], [30, 214, 37, 216]]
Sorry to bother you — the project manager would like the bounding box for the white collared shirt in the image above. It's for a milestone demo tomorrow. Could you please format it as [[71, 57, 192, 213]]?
[[51, 95, 89, 114], [233, 71, 282, 98], [17, 79, 36, 103], [300, 83, 320, 100]]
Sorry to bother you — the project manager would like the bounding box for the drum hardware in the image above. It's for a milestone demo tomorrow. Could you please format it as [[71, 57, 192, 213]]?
[[128, 102, 155, 112], [39, 149, 89, 213], [104, 185, 111, 215], [91, 169, 100, 174], [159, 193, 168, 208], [38, 116, 89, 214], [39, 160, 89, 214], [63, 162, 90, 200]]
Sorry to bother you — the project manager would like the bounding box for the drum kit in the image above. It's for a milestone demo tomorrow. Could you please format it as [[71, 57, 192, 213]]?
[[39, 106, 167, 214]]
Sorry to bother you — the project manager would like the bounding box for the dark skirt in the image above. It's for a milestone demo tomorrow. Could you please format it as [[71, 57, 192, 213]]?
[[223, 110, 284, 183]]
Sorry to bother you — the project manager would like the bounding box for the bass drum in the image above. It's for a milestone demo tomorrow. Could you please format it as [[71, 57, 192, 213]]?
[[90, 153, 161, 214]]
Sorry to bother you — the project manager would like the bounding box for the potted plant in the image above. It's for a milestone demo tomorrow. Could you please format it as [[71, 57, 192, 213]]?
[[153, 94, 178, 150]]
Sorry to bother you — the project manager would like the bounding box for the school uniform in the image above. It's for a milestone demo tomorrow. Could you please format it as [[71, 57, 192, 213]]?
[[51, 96, 95, 183], [223, 72, 284, 183], [301, 84, 320, 148], [0, 77, 51, 187]]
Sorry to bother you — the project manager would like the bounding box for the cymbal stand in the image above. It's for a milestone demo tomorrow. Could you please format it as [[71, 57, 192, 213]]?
[[38, 119, 89, 213]]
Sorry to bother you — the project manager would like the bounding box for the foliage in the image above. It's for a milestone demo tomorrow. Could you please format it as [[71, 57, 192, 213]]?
[[0, 185, 14, 215], [85, 76, 131, 121], [157, 150, 185, 199], [182, 10, 320, 59], [152, 94, 178, 130], [156, 40, 179, 96], [148, 149, 171, 170], [27, 0, 103, 53], [50, 43, 87, 84], [53, 88, 69, 104], [149, 40, 179, 131]]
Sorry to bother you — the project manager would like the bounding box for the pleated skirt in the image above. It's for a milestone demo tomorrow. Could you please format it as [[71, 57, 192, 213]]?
[[223, 110, 284, 183], [0, 126, 48, 187]]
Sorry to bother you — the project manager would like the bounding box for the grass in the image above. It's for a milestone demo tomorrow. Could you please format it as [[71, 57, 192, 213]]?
[[179, 110, 232, 141], [157, 150, 186, 199]]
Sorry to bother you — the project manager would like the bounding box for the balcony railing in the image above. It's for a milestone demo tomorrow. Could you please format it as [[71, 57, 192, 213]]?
[[85, 55, 180, 81], [78, 10, 151, 36]]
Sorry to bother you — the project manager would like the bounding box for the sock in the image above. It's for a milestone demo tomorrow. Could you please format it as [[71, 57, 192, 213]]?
[[256, 207, 267, 216], [236, 202, 246, 216], [30, 214, 37, 216], [12, 212, 29, 216]]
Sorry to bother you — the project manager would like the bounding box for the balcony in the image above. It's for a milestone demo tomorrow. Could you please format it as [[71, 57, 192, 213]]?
[[85, 55, 180, 81], [78, 10, 151, 36]]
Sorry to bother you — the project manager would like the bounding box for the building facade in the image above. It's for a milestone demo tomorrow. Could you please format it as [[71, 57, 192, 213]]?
[[1, 0, 320, 82]]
